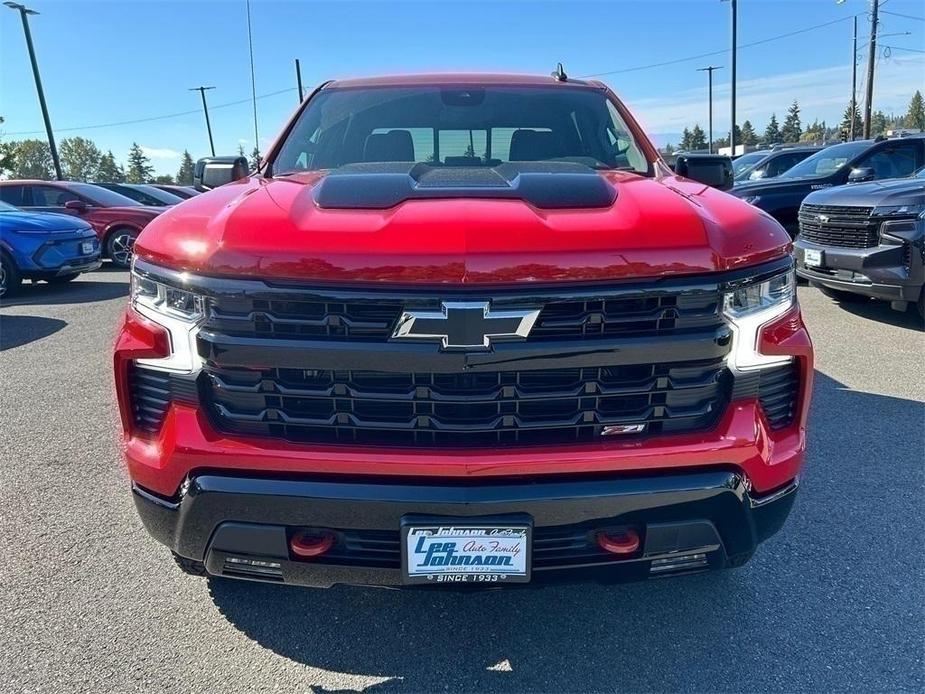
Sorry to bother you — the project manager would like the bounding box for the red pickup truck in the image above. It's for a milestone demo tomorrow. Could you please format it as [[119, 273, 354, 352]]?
[[114, 73, 813, 588]]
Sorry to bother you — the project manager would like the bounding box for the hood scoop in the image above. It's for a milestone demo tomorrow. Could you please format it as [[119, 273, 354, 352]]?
[[313, 161, 617, 210]]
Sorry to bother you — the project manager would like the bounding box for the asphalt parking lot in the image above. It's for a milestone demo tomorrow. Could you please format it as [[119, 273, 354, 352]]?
[[1, 268, 923, 694]]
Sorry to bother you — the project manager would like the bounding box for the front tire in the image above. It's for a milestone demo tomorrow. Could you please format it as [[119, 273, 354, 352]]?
[[815, 284, 869, 303], [106, 228, 138, 268], [0, 254, 21, 298]]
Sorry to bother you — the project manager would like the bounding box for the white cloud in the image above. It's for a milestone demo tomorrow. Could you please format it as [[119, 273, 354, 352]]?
[[627, 55, 925, 136], [140, 146, 181, 160]]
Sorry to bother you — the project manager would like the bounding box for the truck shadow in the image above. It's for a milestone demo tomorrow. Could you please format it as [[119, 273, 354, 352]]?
[[820, 295, 924, 331], [207, 370, 924, 693], [0, 315, 67, 351], [0, 278, 127, 308]]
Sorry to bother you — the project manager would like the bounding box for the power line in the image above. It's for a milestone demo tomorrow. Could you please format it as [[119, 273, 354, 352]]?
[[6, 87, 296, 136], [882, 44, 925, 53], [579, 15, 855, 78], [880, 9, 924, 21]]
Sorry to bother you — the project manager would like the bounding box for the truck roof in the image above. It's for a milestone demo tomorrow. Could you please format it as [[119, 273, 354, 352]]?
[[327, 73, 603, 89]]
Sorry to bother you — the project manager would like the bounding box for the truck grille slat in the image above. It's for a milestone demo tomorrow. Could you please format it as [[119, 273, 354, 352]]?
[[757, 364, 798, 430]]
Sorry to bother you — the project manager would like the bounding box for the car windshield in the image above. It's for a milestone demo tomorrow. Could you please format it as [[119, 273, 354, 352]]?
[[777, 141, 870, 179], [272, 85, 651, 174], [732, 151, 767, 176], [70, 183, 142, 207], [0, 201, 19, 212], [915, 166, 925, 179]]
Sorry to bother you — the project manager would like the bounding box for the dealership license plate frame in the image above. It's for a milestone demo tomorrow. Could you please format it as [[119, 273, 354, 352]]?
[[804, 248, 823, 268], [81, 241, 94, 255], [400, 516, 533, 585]]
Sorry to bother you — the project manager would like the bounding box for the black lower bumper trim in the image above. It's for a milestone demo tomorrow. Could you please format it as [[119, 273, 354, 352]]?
[[133, 470, 797, 588]]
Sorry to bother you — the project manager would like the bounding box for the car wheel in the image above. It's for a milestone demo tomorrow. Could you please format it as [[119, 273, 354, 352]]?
[[106, 228, 138, 268], [816, 284, 869, 303], [172, 552, 208, 577], [0, 254, 22, 299], [45, 273, 80, 284]]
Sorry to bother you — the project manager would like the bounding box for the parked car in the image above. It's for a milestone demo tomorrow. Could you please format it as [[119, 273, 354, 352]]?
[[731, 135, 925, 235], [96, 183, 185, 206], [0, 180, 166, 267], [0, 200, 101, 298], [794, 165, 925, 318], [733, 146, 822, 183], [116, 72, 812, 589], [151, 184, 199, 199]]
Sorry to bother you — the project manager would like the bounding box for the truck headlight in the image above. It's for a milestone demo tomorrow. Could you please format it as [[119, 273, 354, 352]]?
[[130, 260, 205, 372], [871, 204, 924, 218], [723, 269, 795, 370]]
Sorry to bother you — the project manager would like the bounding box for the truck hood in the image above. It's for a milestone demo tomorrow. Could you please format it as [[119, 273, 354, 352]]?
[[803, 176, 925, 208], [134, 169, 790, 285], [0, 210, 93, 234]]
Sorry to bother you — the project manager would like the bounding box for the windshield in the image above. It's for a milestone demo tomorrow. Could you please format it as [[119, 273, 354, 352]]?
[[272, 85, 650, 174], [778, 141, 870, 179], [0, 201, 18, 212], [732, 151, 767, 176], [71, 183, 141, 207]]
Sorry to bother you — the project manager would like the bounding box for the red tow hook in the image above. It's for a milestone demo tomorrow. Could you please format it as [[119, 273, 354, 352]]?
[[596, 528, 641, 555], [290, 530, 336, 559]]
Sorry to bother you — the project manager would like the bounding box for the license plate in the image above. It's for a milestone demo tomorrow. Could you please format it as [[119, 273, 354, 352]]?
[[402, 520, 532, 584], [81, 241, 94, 255], [804, 248, 823, 267]]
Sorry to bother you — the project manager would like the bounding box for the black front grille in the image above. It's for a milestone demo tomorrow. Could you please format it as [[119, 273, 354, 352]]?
[[203, 359, 730, 447], [757, 364, 799, 429], [320, 523, 640, 570], [798, 204, 879, 248], [204, 291, 721, 342]]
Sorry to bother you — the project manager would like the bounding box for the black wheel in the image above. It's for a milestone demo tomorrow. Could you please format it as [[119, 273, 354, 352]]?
[[45, 273, 80, 284], [106, 228, 138, 268], [816, 284, 869, 303], [172, 552, 208, 577], [0, 253, 21, 299]]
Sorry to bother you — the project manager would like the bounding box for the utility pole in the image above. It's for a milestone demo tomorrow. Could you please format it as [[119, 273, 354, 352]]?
[[5, 2, 62, 180], [697, 66, 723, 153], [245, 0, 259, 162], [189, 86, 216, 156], [726, 0, 738, 156], [850, 15, 858, 140], [863, 0, 879, 139], [295, 59, 304, 102]]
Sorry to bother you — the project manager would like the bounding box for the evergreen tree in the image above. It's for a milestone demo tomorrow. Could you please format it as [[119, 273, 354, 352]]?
[[59, 136, 102, 181], [904, 91, 924, 130], [689, 124, 707, 151], [763, 114, 782, 144], [154, 174, 175, 184], [679, 128, 690, 150], [249, 146, 262, 171], [176, 150, 195, 185], [740, 120, 758, 146], [97, 150, 125, 182], [781, 101, 802, 143], [840, 102, 863, 137], [871, 110, 889, 137], [125, 142, 154, 183], [238, 143, 247, 158]]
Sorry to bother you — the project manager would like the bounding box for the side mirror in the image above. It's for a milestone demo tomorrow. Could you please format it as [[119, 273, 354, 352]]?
[[193, 156, 249, 191], [847, 166, 875, 183], [64, 199, 88, 212], [674, 154, 734, 191]]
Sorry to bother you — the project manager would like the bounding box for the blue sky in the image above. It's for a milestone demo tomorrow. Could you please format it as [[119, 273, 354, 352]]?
[[2, 0, 923, 175]]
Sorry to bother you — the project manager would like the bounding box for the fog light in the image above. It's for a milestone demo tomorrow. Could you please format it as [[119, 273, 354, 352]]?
[[649, 552, 708, 575]]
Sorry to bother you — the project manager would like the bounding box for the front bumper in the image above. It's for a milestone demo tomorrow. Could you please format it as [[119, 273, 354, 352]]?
[[12, 233, 102, 279], [794, 234, 924, 303], [135, 469, 798, 588]]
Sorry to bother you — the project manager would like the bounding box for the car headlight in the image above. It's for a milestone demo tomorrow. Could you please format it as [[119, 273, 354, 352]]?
[[871, 203, 924, 218], [130, 260, 205, 372], [723, 269, 795, 371], [740, 195, 762, 205]]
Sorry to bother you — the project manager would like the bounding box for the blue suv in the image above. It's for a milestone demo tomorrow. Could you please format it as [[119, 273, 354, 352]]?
[[0, 201, 101, 298]]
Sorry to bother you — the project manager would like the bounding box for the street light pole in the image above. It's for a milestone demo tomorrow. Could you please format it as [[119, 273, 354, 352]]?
[[850, 14, 858, 140], [863, 0, 879, 138], [5, 2, 62, 180], [189, 86, 216, 156], [729, 0, 737, 156], [295, 58, 304, 102], [697, 66, 723, 153]]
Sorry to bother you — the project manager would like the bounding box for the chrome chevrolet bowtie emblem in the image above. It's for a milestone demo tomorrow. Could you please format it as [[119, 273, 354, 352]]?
[[816, 214, 830, 223], [391, 301, 540, 350]]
